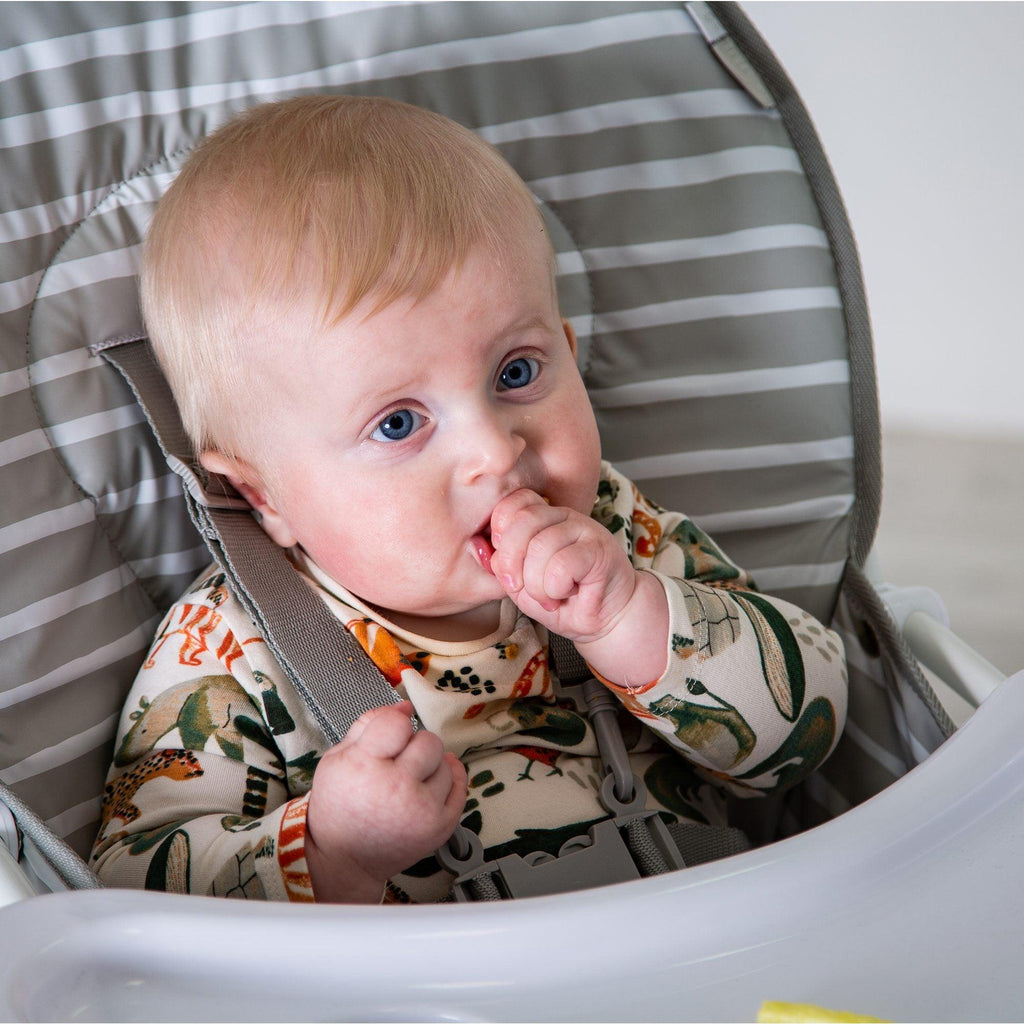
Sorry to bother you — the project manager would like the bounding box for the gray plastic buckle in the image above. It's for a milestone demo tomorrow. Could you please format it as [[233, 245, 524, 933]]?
[[438, 657, 692, 900], [438, 764, 686, 901], [438, 820, 645, 901], [601, 773, 687, 876]]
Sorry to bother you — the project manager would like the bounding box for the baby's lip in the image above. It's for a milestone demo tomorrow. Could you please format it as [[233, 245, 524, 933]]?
[[471, 511, 493, 541], [470, 522, 495, 575]]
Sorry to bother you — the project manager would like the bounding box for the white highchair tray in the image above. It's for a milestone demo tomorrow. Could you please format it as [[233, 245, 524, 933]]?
[[1, 671, 1021, 1023]]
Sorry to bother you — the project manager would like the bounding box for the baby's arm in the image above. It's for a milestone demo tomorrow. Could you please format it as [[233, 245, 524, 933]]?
[[490, 479, 847, 793], [90, 664, 316, 900]]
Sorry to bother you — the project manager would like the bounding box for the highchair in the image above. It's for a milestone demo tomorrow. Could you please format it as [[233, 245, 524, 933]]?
[[1, 3, 1020, 1020]]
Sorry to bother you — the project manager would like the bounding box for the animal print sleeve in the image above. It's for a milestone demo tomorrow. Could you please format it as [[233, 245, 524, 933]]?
[[90, 567, 325, 902], [591, 464, 848, 796]]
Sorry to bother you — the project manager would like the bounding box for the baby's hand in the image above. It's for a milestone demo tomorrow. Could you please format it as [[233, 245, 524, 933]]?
[[490, 490, 669, 687], [489, 490, 639, 641], [304, 701, 467, 903]]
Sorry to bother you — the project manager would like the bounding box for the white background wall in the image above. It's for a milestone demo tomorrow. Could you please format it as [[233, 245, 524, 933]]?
[[744, 1, 1024, 440], [743, 2, 1024, 676]]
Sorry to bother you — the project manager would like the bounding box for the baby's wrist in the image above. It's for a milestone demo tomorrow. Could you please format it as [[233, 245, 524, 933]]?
[[305, 824, 388, 904], [572, 569, 668, 687]]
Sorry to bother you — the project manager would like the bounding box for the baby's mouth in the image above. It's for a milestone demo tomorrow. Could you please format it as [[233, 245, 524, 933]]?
[[470, 524, 495, 575]]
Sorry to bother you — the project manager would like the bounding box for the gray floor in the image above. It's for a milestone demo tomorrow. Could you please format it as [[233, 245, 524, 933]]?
[[873, 429, 1024, 677]]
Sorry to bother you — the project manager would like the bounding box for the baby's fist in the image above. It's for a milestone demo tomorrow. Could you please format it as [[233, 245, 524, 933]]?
[[489, 489, 637, 642], [305, 701, 467, 902]]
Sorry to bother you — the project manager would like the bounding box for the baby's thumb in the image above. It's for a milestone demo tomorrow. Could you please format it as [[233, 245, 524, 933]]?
[[342, 699, 415, 746]]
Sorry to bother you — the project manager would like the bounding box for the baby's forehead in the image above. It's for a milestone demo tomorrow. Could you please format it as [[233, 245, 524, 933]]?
[[225, 205, 557, 364]]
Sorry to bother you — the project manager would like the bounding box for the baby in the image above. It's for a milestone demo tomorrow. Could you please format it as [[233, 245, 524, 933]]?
[[91, 96, 847, 903]]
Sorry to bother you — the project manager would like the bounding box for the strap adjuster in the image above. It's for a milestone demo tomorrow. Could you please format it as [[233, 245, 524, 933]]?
[[166, 454, 252, 512]]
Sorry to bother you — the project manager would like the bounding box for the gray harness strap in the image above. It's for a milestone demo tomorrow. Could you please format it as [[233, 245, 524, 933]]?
[[98, 336, 748, 901]]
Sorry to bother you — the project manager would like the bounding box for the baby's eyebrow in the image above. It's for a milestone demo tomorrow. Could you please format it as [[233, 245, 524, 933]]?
[[491, 314, 555, 347]]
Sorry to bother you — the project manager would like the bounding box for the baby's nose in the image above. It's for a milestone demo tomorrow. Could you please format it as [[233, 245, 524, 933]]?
[[459, 412, 526, 483]]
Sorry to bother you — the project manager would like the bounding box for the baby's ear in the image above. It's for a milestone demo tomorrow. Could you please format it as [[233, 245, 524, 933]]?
[[198, 450, 298, 549], [561, 318, 579, 359]]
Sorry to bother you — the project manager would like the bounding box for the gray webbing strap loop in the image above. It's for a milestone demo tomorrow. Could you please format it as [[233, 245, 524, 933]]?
[[548, 634, 636, 804], [548, 634, 685, 878], [548, 635, 751, 871], [582, 677, 635, 804], [96, 336, 403, 746]]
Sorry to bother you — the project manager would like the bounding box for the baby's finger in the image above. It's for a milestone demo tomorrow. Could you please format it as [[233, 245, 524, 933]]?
[[438, 753, 469, 819], [342, 699, 414, 744], [346, 701, 416, 759], [394, 728, 447, 781], [544, 535, 612, 604], [489, 488, 551, 546], [491, 499, 565, 591], [519, 520, 595, 605], [414, 754, 468, 844]]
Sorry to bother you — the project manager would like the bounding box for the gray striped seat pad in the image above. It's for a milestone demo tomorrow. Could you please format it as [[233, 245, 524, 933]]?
[[2, 1, 860, 855]]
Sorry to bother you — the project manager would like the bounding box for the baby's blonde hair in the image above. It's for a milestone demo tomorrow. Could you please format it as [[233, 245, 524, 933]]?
[[140, 95, 547, 462]]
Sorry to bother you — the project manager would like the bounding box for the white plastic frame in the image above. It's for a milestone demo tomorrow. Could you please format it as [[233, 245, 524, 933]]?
[[0, 667, 1021, 1022]]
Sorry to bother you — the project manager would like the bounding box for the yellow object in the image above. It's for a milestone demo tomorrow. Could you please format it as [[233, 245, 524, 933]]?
[[758, 1001, 889, 1023]]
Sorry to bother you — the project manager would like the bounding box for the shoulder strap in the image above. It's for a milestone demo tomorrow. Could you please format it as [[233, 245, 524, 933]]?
[[95, 336, 403, 746]]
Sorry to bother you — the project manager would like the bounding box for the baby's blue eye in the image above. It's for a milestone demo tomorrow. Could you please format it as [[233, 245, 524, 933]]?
[[371, 408, 422, 442], [498, 357, 539, 391]]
